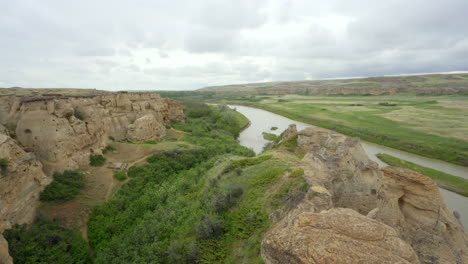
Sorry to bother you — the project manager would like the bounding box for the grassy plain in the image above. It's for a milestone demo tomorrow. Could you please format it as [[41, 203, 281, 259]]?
[[215, 93, 468, 166]]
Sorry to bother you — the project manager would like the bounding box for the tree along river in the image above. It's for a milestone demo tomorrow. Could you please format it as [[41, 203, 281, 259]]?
[[227, 104, 468, 228]]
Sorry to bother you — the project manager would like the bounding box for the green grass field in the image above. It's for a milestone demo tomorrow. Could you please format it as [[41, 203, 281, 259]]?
[[377, 153, 468, 196], [214, 94, 468, 166]]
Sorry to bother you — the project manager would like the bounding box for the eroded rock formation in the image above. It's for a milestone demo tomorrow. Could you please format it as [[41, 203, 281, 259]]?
[[0, 92, 184, 263], [0, 92, 184, 172], [0, 127, 50, 264], [262, 127, 468, 264]]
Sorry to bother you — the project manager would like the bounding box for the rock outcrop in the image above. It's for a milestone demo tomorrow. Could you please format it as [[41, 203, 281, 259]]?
[[0, 235, 13, 264], [0, 92, 184, 172], [262, 127, 468, 264], [0, 92, 184, 263], [262, 208, 419, 264], [371, 167, 468, 264], [0, 128, 50, 264], [0, 133, 50, 227]]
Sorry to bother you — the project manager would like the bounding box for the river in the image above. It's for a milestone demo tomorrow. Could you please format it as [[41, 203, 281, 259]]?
[[227, 104, 467, 228]]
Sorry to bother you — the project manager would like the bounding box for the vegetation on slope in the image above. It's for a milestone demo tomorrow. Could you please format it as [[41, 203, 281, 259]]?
[[6, 102, 310, 263], [377, 153, 468, 197], [40, 170, 85, 201], [4, 215, 90, 264]]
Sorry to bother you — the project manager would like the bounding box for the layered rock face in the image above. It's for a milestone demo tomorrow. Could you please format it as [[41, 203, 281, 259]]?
[[262, 127, 468, 264], [371, 167, 468, 264], [0, 92, 184, 172], [0, 126, 50, 264]]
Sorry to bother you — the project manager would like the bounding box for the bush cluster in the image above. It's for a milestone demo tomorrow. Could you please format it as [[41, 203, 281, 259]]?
[[90, 154, 106, 166], [113, 170, 127, 181], [40, 170, 85, 201], [102, 145, 116, 154], [3, 215, 90, 264]]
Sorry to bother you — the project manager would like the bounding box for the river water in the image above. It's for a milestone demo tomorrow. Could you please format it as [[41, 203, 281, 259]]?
[[227, 104, 467, 228]]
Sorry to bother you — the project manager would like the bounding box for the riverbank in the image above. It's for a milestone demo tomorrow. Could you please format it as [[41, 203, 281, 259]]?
[[226, 104, 468, 228], [212, 95, 468, 167]]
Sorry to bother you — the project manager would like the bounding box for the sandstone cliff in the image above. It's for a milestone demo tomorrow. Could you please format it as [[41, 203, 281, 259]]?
[[0, 92, 184, 263], [0, 125, 51, 264], [262, 127, 468, 264], [0, 92, 184, 173]]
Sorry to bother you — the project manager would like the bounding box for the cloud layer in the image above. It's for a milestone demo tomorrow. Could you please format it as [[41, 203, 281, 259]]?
[[1, 0, 467, 90]]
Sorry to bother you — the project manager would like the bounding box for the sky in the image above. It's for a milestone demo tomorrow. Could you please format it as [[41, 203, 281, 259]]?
[[1, 0, 467, 91]]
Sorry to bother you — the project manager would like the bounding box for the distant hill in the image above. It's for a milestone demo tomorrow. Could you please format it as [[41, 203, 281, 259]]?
[[0, 87, 109, 96], [199, 73, 468, 95]]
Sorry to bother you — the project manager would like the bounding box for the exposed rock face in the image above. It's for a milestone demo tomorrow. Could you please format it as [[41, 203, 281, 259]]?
[[281, 124, 297, 142], [262, 127, 468, 264], [263, 208, 419, 264], [0, 235, 13, 264], [0, 133, 50, 227], [299, 127, 383, 214], [0, 130, 50, 264], [371, 167, 468, 264], [0, 92, 184, 172]]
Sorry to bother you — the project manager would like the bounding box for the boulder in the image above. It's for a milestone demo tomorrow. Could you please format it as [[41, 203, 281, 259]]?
[[372, 167, 468, 264], [262, 208, 419, 264]]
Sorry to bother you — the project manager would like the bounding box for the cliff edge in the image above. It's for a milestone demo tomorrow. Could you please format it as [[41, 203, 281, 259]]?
[[262, 126, 468, 264]]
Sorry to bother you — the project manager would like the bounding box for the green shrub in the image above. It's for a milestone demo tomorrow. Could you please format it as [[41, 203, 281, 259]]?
[[289, 168, 304, 178], [5, 123, 16, 138], [196, 214, 224, 239], [224, 155, 272, 174], [3, 215, 90, 264], [90, 154, 106, 166], [113, 171, 127, 181], [271, 177, 308, 207], [270, 126, 278, 131], [73, 109, 85, 120], [40, 170, 85, 201], [102, 145, 116, 154], [378, 102, 397, 106], [262, 132, 277, 141], [108, 136, 115, 141], [0, 158, 8, 167], [250, 167, 286, 187], [143, 140, 158, 144]]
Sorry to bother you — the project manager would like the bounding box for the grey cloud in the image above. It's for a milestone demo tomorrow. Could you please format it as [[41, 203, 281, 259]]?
[[0, 0, 467, 90]]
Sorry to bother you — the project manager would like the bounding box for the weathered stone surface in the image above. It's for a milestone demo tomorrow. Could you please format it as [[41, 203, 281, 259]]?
[[282, 124, 297, 142], [0, 235, 13, 264], [0, 92, 184, 172], [127, 114, 165, 142], [0, 132, 50, 264], [262, 208, 419, 264], [0, 134, 50, 227], [372, 167, 468, 264], [263, 127, 468, 264], [299, 127, 383, 214]]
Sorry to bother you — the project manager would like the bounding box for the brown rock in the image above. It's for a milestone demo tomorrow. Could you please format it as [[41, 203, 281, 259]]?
[[0, 235, 13, 264], [299, 127, 383, 214], [0, 92, 185, 172], [372, 166, 468, 264], [0, 134, 51, 227], [262, 208, 419, 264]]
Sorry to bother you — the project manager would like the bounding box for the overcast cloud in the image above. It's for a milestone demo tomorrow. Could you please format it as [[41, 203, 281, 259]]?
[[1, 0, 467, 90]]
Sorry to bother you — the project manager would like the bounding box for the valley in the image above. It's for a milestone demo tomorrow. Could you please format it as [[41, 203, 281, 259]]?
[[0, 86, 467, 264]]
